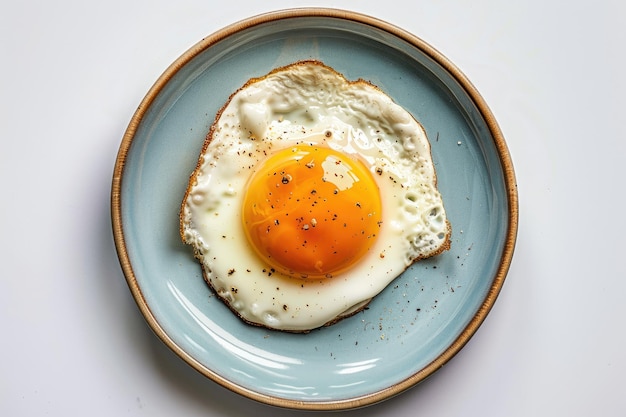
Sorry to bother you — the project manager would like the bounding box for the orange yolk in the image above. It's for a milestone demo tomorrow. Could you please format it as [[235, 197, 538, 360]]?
[[242, 145, 382, 279]]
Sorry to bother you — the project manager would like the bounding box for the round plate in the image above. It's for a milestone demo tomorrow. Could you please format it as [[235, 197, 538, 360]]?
[[111, 8, 518, 411]]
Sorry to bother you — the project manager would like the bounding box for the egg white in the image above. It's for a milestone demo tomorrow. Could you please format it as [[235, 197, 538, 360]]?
[[180, 61, 450, 332]]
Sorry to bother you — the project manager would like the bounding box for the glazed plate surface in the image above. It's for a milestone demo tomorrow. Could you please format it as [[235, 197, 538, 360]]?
[[112, 9, 517, 410]]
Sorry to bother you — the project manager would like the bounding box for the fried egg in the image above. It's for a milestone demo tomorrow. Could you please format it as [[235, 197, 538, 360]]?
[[180, 61, 450, 332]]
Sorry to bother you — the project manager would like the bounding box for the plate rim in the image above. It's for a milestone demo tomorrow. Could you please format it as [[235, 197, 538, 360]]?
[[111, 7, 519, 411]]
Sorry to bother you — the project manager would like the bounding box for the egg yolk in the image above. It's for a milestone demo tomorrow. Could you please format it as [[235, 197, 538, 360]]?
[[242, 145, 382, 279]]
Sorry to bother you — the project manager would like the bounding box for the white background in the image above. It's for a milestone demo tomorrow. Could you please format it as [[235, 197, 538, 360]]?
[[2, 0, 625, 415]]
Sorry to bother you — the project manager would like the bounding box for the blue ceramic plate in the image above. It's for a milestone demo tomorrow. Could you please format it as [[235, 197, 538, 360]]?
[[112, 8, 518, 410]]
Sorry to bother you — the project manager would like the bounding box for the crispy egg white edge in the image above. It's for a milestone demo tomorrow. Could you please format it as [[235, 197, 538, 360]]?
[[180, 61, 450, 332]]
